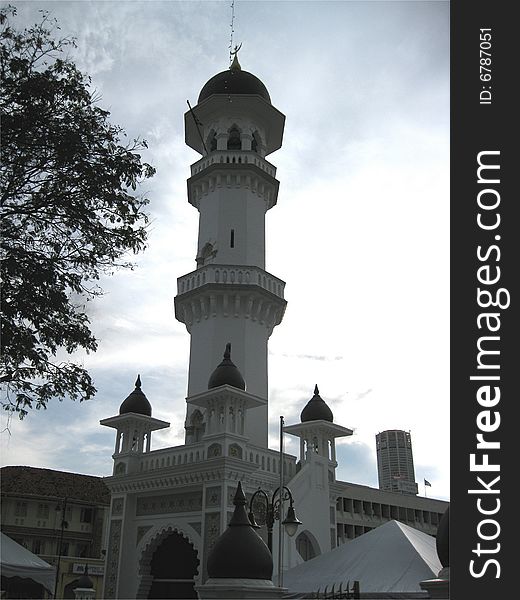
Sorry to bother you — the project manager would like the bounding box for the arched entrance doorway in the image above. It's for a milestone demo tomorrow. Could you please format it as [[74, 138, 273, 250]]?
[[147, 532, 199, 599]]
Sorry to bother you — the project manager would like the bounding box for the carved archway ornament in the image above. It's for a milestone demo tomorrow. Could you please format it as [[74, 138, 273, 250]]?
[[136, 522, 201, 599]]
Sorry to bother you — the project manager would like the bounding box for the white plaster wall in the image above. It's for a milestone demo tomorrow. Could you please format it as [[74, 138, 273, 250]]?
[[197, 187, 267, 268], [282, 459, 332, 568]]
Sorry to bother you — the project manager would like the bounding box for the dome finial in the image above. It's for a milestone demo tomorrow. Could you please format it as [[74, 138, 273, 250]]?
[[230, 43, 242, 71], [135, 374, 141, 388], [224, 342, 232, 360], [314, 384, 319, 395]]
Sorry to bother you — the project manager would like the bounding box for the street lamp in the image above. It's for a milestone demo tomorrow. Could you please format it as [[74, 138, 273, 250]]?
[[54, 498, 69, 599], [247, 486, 302, 554]]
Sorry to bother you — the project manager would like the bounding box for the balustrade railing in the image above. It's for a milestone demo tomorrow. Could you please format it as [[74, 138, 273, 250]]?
[[191, 150, 277, 178], [177, 264, 285, 299]]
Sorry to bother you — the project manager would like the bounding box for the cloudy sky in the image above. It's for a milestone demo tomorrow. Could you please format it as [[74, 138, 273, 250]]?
[[1, 0, 450, 501]]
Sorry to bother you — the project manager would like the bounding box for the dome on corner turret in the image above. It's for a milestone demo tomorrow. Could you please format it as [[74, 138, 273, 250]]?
[[119, 375, 152, 417], [198, 55, 271, 104], [208, 343, 246, 390], [301, 385, 334, 423]]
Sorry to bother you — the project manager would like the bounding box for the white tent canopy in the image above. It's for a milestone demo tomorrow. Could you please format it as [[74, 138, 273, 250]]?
[[1, 532, 56, 593], [279, 520, 442, 598]]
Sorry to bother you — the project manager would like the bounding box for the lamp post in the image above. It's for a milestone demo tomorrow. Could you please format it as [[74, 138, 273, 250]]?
[[247, 486, 302, 554], [54, 497, 69, 600]]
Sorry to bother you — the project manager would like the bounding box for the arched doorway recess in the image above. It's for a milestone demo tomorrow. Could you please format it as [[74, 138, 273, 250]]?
[[140, 528, 199, 599]]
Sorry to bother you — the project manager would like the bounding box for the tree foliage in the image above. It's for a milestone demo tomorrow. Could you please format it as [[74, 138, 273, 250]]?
[[0, 7, 156, 418]]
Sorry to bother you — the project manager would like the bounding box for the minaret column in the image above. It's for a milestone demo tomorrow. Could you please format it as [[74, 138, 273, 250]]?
[[177, 55, 287, 448]]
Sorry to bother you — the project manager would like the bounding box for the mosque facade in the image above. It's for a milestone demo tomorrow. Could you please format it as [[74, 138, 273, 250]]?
[[100, 56, 448, 600]]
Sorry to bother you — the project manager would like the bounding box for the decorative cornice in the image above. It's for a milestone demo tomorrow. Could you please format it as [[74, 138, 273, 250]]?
[[187, 162, 279, 210], [174, 283, 286, 334]]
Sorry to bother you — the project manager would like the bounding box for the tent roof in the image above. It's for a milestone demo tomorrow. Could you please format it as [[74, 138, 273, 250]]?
[[279, 521, 442, 595], [1, 532, 56, 593]]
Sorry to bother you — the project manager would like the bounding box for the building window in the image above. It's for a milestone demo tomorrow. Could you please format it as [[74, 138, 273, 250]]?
[[15, 501, 27, 517], [61, 542, 69, 557], [32, 540, 44, 554], [80, 507, 93, 523], [230, 229, 235, 248], [37, 503, 49, 519]]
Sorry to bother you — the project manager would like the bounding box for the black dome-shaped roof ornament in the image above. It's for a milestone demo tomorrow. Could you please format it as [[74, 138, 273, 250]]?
[[75, 564, 94, 590], [207, 481, 273, 580], [119, 375, 152, 417], [208, 343, 246, 390], [198, 50, 271, 104], [300, 384, 334, 423]]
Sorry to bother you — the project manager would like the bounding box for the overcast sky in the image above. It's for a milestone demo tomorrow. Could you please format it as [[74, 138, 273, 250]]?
[[1, 0, 450, 501]]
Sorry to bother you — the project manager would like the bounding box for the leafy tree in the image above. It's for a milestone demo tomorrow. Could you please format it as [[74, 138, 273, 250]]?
[[0, 7, 156, 418]]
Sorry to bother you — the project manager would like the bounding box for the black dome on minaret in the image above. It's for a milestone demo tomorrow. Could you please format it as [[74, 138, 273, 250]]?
[[301, 385, 334, 423], [198, 54, 271, 104], [75, 564, 94, 590], [208, 343, 246, 390], [119, 375, 152, 417]]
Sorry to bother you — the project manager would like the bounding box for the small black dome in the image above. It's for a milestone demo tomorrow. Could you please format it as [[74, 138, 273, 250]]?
[[75, 565, 94, 590], [436, 505, 449, 568], [207, 482, 273, 580], [301, 385, 334, 423], [198, 57, 271, 104], [208, 343, 246, 390], [119, 375, 152, 417]]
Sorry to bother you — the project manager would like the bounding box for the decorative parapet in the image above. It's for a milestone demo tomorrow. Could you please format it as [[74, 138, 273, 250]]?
[[191, 150, 277, 178], [187, 153, 280, 210], [177, 264, 285, 299], [134, 442, 297, 479]]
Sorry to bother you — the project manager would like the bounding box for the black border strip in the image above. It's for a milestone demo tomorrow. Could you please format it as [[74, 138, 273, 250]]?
[[451, 1, 516, 598]]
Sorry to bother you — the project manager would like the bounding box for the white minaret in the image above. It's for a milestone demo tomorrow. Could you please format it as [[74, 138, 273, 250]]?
[[175, 52, 286, 447]]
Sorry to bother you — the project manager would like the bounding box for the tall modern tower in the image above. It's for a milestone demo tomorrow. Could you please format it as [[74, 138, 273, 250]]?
[[174, 53, 287, 447], [376, 430, 418, 495]]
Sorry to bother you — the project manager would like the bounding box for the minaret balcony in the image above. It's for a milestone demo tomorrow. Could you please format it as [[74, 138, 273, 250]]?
[[191, 150, 277, 178], [177, 264, 285, 299]]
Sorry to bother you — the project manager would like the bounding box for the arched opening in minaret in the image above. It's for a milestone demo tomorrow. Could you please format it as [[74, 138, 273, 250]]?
[[227, 125, 241, 150], [252, 130, 261, 153], [207, 129, 217, 152], [189, 409, 205, 442], [147, 532, 199, 598]]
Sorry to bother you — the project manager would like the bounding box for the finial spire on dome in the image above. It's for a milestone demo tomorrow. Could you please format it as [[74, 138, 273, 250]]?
[[135, 374, 142, 388], [230, 43, 242, 71], [314, 384, 319, 395], [224, 342, 232, 359], [228, 481, 251, 526]]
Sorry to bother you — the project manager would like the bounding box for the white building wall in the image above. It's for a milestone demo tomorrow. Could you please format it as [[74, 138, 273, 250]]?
[[197, 187, 267, 268], [282, 459, 332, 567]]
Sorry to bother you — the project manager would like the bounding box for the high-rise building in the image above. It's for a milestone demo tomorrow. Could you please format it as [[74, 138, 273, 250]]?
[[376, 430, 418, 495]]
